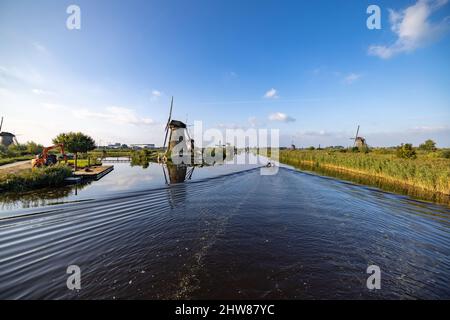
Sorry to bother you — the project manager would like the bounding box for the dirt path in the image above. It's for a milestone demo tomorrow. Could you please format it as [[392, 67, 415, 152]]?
[[0, 160, 31, 176]]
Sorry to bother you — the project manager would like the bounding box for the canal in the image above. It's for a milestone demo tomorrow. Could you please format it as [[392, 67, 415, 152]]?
[[0, 154, 449, 299]]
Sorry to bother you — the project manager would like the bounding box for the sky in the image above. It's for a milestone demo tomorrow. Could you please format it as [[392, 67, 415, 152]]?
[[0, 0, 449, 147]]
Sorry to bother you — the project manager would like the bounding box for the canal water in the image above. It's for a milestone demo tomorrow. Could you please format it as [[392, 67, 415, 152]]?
[[0, 155, 449, 299]]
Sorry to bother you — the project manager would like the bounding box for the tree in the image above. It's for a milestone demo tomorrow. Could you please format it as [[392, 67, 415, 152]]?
[[419, 139, 437, 152], [25, 141, 44, 155], [7, 143, 27, 157], [53, 132, 96, 170], [396, 143, 417, 159]]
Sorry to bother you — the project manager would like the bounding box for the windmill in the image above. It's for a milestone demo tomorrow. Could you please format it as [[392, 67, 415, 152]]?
[[161, 97, 194, 161], [350, 125, 367, 149], [0, 116, 19, 147]]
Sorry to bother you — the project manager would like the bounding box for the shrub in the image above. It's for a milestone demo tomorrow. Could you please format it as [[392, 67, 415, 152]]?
[[396, 143, 417, 159], [419, 139, 437, 152], [441, 150, 450, 159], [0, 164, 73, 192]]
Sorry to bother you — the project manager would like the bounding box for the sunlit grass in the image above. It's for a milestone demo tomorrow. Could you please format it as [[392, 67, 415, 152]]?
[[279, 150, 450, 195], [0, 164, 73, 192]]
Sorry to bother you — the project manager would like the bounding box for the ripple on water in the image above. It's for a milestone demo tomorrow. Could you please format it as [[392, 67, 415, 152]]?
[[0, 167, 449, 299]]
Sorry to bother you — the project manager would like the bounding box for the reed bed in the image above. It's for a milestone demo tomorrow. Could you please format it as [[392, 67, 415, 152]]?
[[279, 150, 450, 195]]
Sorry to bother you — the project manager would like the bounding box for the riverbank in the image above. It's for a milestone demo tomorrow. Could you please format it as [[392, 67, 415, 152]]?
[[279, 150, 450, 204], [0, 165, 73, 192]]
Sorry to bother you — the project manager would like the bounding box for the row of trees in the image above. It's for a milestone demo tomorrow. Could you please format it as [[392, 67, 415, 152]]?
[[0, 132, 97, 171], [396, 140, 450, 159], [288, 139, 447, 160], [0, 141, 44, 158]]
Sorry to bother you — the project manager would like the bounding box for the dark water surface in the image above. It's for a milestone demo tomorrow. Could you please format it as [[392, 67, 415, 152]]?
[[0, 160, 449, 299]]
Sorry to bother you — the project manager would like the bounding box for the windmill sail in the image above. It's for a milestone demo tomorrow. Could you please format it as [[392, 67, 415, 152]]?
[[163, 97, 173, 149], [350, 125, 360, 147], [354, 125, 360, 146]]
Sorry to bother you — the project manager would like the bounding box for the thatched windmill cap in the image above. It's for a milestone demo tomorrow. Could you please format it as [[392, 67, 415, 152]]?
[[0, 131, 15, 137], [169, 120, 187, 129]]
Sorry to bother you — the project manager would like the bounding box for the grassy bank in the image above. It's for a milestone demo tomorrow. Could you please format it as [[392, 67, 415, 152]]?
[[67, 159, 102, 168], [279, 150, 450, 196], [0, 165, 73, 192], [88, 148, 163, 159]]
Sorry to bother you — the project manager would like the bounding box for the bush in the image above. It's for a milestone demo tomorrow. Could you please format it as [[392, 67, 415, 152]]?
[[25, 141, 44, 155], [0, 141, 44, 158], [0, 164, 73, 192], [441, 150, 450, 159], [419, 139, 437, 152], [396, 143, 417, 159]]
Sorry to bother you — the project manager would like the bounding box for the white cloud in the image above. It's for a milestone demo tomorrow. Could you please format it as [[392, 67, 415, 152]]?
[[151, 89, 162, 101], [268, 112, 296, 123], [41, 103, 63, 110], [0, 87, 14, 98], [264, 88, 279, 99], [369, 0, 450, 59], [343, 73, 362, 84], [410, 125, 450, 133], [248, 116, 258, 127], [73, 106, 154, 126], [32, 42, 49, 55], [0, 65, 43, 84], [32, 88, 56, 96], [300, 130, 333, 137]]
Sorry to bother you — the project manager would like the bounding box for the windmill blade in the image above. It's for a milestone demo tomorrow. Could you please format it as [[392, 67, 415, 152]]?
[[163, 126, 169, 149], [355, 125, 360, 139], [353, 125, 360, 146], [0, 116, 3, 132], [165, 96, 173, 131], [163, 97, 174, 149]]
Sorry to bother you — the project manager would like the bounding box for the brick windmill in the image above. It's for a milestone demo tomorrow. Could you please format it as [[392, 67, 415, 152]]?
[[0, 116, 19, 147], [350, 125, 367, 149], [162, 97, 194, 160]]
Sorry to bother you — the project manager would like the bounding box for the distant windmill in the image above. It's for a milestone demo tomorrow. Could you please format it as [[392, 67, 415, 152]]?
[[0, 116, 18, 147], [350, 125, 367, 149]]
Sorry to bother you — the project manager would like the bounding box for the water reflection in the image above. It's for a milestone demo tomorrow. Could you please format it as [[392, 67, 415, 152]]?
[[1, 167, 449, 299], [163, 164, 194, 184], [0, 153, 263, 215]]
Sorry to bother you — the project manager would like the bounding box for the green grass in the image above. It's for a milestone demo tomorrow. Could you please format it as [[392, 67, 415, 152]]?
[[279, 149, 450, 195], [0, 164, 73, 192], [67, 159, 102, 168], [0, 155, 34, 166]]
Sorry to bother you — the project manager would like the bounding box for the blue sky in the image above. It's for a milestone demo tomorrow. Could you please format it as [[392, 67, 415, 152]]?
[[0, 0, 449, 147]]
